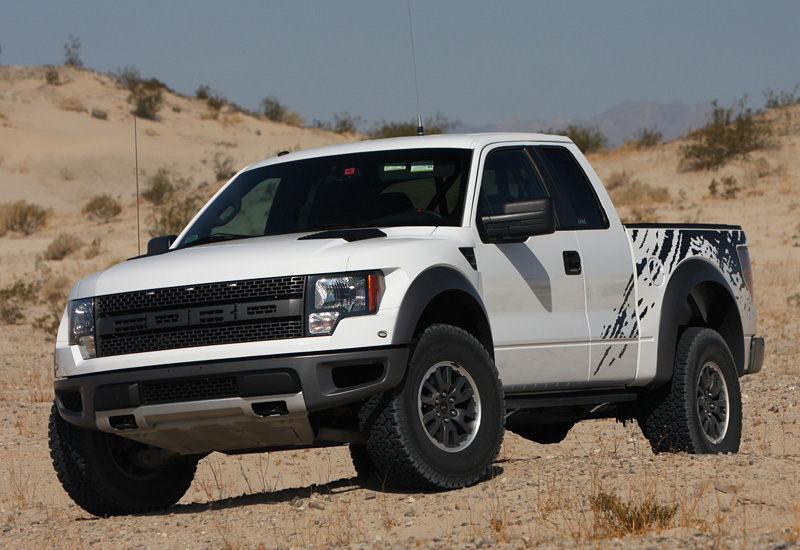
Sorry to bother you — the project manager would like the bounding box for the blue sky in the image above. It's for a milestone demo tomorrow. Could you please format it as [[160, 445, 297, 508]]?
[[2, 1, 799, 129]]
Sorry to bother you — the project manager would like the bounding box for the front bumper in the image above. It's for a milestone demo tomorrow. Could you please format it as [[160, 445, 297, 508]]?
[[53, 346, 408, 454]]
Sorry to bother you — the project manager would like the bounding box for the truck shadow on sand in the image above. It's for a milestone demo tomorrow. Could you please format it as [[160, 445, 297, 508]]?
[[148, 464, 505, 517]]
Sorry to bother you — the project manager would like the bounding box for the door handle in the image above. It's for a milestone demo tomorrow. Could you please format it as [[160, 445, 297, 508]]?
[[563, 251, 582, 275]]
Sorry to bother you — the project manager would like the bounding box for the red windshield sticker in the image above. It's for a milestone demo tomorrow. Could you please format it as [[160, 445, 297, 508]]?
[[345, 167, 355, 175]]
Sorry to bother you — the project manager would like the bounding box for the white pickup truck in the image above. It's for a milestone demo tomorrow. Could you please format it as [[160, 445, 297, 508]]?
[[49, 133, 763, 516]]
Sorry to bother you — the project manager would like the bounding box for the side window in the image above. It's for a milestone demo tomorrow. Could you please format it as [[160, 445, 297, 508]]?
[[478, 148, 548, 216], [533, 146, 607, 229]]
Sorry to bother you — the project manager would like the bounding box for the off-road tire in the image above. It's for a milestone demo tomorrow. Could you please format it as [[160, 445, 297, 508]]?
[[638, 327, 742, 454], [363, 324, 504, 489], [509, 422, 574, 444], [49, 404, 197, 516]]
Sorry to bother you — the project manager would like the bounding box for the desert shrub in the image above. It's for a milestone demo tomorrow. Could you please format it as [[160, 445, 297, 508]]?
[[764, 84, 799, 109], [64, 34, 82, 68], [60, 167, 74, 181], [367, 112, 456, 139], [141, 168, 175, 205], [261, 96, 287, 122], [82, 194, 122, 223], [45, 66, 59, 85], [113, 65, 141, 91], [129, 86, 163, 120], [213, 152, 236, 181], [548, 124, 608, 154], [0, 280, 41, 326], [315, 112, 362, 134], [634, 126, 662, 149], [679, 98, 773, 171], [709, 175, 740, 200], [606, 171, 670, 206], [591, 490, 677, 536], [59, 97, 87, 112], [283, 111, 305, 127], [3, 200, 50, 235], [43, 233, 84, 260], [149, 195, 201, 237], [206, 92, 227, 112], [195, 84, 211, 99], [84, 237, 102, 259]]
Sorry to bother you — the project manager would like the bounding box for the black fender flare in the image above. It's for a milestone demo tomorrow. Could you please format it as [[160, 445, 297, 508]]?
[[390, 266, 492, 352], [648, 257, 744, 388]]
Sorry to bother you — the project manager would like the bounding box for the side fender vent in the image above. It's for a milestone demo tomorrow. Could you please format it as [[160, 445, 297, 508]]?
[[459, 247, 478, 271]]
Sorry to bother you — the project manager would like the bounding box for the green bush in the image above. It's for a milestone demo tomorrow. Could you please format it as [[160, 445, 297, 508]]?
[[45, 66, 59, 85], [142, 168, 175, 205], [764, 84, 799, 109], [213, 152, 236, 181], [82, 194, 122, 223], [0, 280, 41, 326], [709, 175, 740, 200], [261, 96, 287, 122], [43, 233, 84, 260], [633, 126, 662, 149], [149, 195, 201, 237], [64, 34, 82, 68], [129, 86, 163, 120], [548, 124, 608, 154], [679, 98, 773, 171], [367, 113, 456, 139], [2, 200, 50, 236], [114, 65, 142, 91], [195, 84, 211, 100]]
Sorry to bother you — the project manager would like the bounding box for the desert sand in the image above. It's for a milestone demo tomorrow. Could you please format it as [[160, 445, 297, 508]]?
[[1, 65, 799, 549]]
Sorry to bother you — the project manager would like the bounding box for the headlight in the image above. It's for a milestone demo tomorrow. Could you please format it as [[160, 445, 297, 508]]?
[[68, 298, 96, 359], [307, 272, 384, 335]]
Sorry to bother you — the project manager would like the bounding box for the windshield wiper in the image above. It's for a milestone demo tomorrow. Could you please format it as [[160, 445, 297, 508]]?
[[179, 233, 253, 249]]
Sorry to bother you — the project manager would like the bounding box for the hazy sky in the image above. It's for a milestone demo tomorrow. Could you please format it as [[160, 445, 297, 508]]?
[[2, 1, 799, 129]]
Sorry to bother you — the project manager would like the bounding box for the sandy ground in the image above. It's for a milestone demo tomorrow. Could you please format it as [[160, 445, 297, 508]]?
[[1, 65, 800, 549]]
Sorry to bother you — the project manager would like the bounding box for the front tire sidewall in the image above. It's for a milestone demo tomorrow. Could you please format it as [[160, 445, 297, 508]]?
[[396, 325, 504, 486]]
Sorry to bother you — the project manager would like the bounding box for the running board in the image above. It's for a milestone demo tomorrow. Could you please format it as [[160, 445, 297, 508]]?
[[505, 389, 637, 411]]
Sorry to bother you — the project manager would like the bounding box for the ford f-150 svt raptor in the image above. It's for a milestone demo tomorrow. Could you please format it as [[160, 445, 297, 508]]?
[[49, 133, 764, 515]]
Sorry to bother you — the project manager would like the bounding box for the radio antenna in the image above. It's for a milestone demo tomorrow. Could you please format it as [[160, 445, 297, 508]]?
[[406, 0, 423, 135], [134, 115, 141, 256]]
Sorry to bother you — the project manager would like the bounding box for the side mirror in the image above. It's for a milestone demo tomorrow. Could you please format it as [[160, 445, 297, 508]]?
[[147, 235, 177, 255], [481, 198, 556, 241]]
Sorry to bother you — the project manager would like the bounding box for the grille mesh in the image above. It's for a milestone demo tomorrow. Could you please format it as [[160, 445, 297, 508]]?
[[95, 276, 306, 357], [142, 376, 238, 405]]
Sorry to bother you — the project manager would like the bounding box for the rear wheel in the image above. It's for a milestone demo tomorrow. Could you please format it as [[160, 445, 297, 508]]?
[[49, 404, 197, 516], [638, 327, 742, 454], [363, 324, 504, 489]]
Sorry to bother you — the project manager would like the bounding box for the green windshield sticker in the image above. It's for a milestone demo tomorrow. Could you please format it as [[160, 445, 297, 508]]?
[[383, 163, 406, 172], [410, 161, 434, 173]]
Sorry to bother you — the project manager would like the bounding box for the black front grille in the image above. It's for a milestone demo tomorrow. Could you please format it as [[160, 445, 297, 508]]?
[[95, 276, 306, 357], [142, 376, 238, 405]]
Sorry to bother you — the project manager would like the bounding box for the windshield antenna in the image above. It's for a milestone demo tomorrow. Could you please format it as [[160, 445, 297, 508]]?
[[407, 0, 423, 135], [134, 115, 141, 256]]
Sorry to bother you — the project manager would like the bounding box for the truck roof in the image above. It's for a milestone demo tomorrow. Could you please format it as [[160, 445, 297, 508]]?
[[246, 132, 574, 171]]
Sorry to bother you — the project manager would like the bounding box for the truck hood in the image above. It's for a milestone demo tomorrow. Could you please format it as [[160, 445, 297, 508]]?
[[71, 227, 443, 299]]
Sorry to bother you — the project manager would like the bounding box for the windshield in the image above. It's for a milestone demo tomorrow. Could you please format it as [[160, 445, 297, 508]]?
[[177, 148, 472, 248]]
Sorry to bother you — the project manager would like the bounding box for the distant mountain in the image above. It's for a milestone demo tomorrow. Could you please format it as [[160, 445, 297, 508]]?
[[459, 101, 712, 147]]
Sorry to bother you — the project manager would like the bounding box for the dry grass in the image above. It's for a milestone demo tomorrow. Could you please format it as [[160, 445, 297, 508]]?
[[58, 97, 87, 113], [43, 233, 84, 260]]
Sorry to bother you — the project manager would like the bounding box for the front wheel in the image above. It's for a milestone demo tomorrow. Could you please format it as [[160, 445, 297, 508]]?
[[638, 327, 742, 454], [363, 324, 504, 489], [49, 404, 197, 516]]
